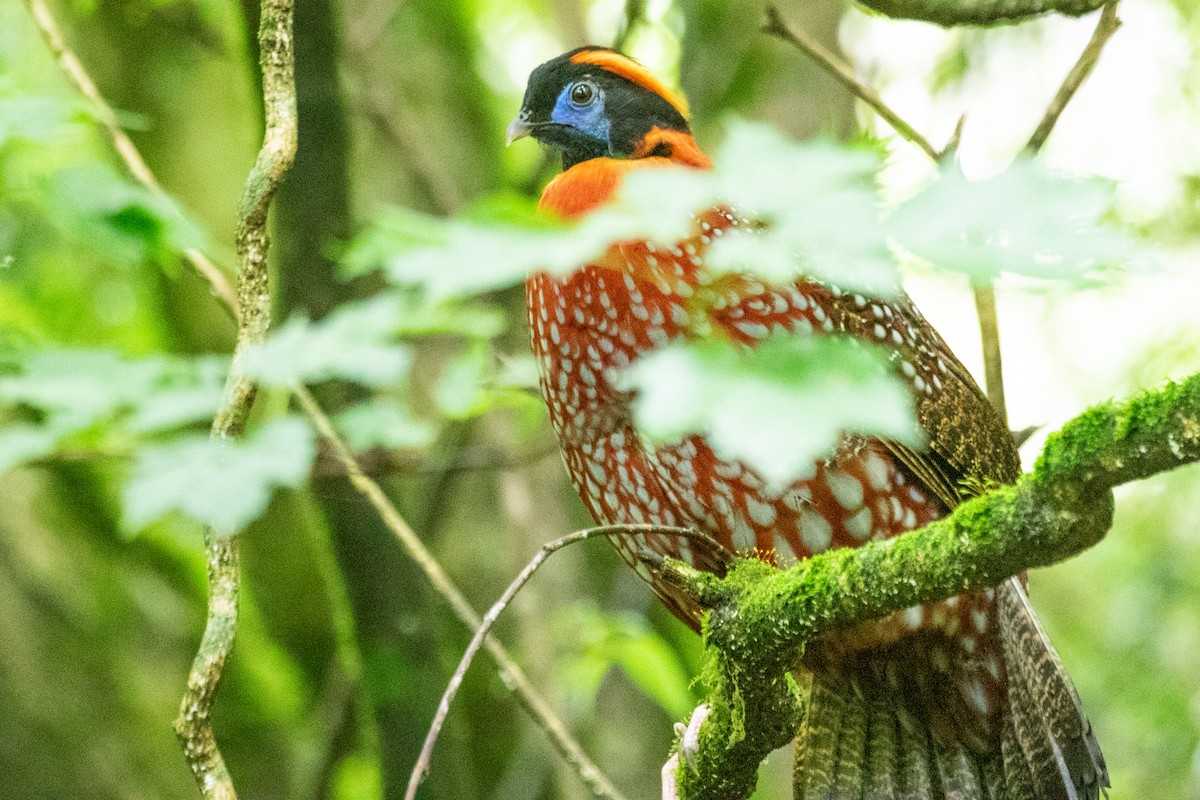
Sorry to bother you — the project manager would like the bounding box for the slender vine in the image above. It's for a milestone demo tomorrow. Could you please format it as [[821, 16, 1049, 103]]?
[[171, 1, 297, 797]]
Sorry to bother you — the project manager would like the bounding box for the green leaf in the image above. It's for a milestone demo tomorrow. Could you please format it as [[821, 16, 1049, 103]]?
[[554, 606, 694, 719], [43, 164, 207, 266], [125, 356, 228, 432], [889, 159, 1131, 284], [122, 416, 317, 534], [0, 424, 67, 474], [377, 120, 901, 301], [0, 95, 83, 147], [703, 122, 899, 296], [494, 353, 540, 393], [625, 334, 919, 490], [434, 341, 492, 418], [243, 297, 413, 387], [334, 399, 436, 453], [0, 349, 227, 432], [391, 297, 508, 338]]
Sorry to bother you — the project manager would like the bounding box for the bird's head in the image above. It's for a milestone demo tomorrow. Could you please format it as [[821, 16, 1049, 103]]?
[[507, 47, 693, 170]]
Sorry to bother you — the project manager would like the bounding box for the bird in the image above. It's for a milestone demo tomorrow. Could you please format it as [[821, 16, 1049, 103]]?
[[509, 46, 1107, 799]]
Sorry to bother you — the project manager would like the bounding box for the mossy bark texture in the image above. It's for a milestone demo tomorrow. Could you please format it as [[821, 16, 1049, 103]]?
[[855, 0, 1109, 26], [670, 373, 1200, 799], [173, 1, 297, 798]]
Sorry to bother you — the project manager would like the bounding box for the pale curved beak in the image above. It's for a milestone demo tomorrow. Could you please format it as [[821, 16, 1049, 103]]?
[[506, 112, 534, 146]]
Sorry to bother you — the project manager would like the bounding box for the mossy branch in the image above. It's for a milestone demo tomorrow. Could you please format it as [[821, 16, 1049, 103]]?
[[670, 372, 1200, 799], [173, 1, 296, 797], [854, 0, 1109, 26]]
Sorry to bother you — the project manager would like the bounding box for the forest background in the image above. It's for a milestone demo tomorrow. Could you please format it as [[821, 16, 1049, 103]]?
[[1, 0, 1199, 798]]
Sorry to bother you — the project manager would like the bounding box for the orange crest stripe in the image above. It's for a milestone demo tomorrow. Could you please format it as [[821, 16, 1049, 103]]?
[[570, 50, 690, 118]]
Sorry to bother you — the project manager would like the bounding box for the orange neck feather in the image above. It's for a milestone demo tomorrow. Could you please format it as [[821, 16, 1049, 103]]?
[[538, 129, 710, 219]]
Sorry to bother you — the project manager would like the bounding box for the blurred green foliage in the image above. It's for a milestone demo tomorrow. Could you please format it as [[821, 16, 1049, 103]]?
[[0, 1, 1198, 799]]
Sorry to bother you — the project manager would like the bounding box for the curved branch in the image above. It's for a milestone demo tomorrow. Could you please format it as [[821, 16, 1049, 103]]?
[[854, 0, 1108, 27], [670, 372, 1200, 799], [406, 524, 724, 800], [173, 1, 297, 797], [26, 3, 627, 794]]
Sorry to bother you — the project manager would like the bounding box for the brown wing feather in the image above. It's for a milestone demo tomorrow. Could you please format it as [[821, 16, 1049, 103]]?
[[829, 290, 1020, 502]]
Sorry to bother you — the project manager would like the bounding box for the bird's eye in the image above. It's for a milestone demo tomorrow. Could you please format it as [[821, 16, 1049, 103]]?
[[569, 81, 596, 106]]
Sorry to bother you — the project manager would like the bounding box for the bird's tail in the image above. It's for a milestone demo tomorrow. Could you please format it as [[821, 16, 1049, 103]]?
[[793, 578, 1107, 800]]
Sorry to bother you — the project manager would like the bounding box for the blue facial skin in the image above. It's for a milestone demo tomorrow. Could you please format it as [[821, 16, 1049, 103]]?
[[550, 82, 610, 153]]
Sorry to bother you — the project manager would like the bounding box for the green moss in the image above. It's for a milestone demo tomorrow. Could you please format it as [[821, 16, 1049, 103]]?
[[675, 374, 1200, 799]]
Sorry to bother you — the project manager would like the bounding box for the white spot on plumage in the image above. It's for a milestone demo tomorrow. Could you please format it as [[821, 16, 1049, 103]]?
[[746, 496, 777, 526], [961, 677, 991, 716], [845, 507, 873, 540], [863, 451, 890, 491], [825, 469, 864, 510], [799, 507, 832, 553], [773, 534, 797, 565], [731, 516, 756, 551], [735, 321, 770, 339], [782, 487, 813, 512]]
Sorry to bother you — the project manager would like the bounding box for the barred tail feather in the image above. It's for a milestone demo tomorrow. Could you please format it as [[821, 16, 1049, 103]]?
[[997, 578, 1108, 800], [792, 581, 1106, 799], [794, 668, 997, 800]]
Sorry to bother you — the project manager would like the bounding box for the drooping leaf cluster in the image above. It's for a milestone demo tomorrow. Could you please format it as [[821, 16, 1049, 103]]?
[[0, 115, 1133, 538]]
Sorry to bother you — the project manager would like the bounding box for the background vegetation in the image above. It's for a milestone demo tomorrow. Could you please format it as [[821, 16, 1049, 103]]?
[[1, 0, 1198, 798]]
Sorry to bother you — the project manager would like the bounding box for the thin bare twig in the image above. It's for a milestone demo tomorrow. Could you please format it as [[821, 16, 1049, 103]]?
[[762, 5, 940, 161], [21, 0, 238, 313], [296, 386, 630, 800], [405, 524, 726, 800], [1025, 2, 1121, 154], [973, 284, 1007, 428]]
